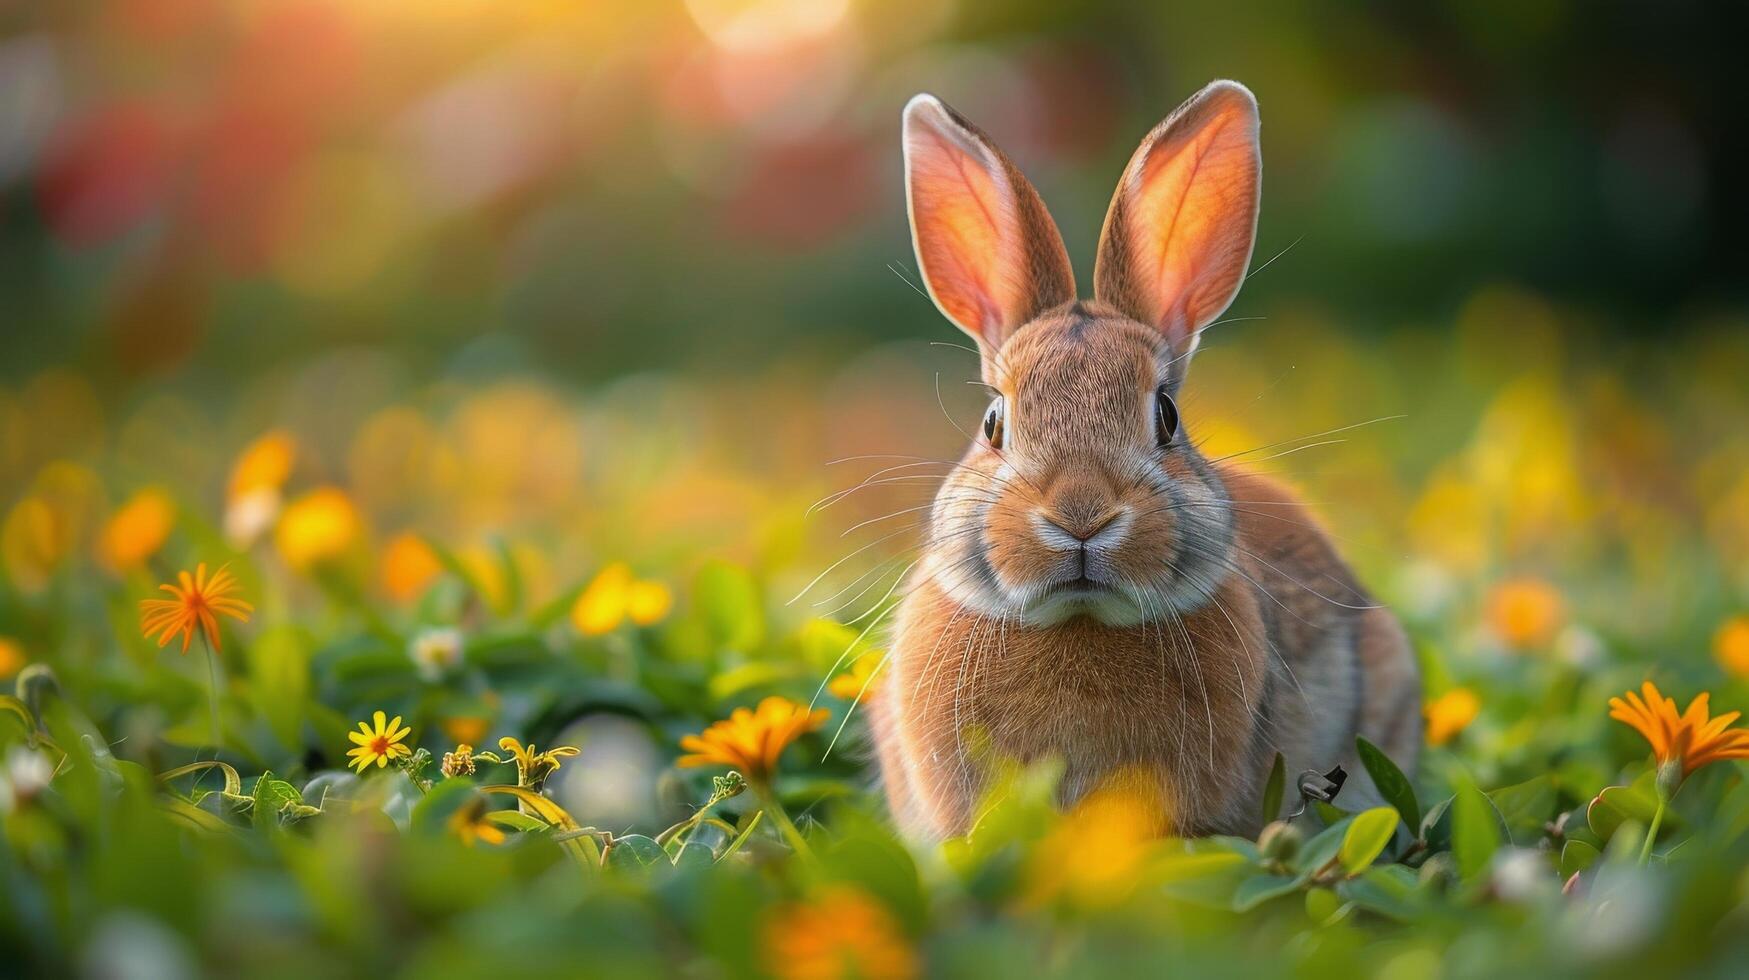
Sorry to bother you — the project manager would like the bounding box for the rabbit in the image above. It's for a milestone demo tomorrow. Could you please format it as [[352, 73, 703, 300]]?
[[865, 80, 1421, 839]]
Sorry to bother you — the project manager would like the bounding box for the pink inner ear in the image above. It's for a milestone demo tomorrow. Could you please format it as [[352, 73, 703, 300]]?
[[1107, 84, 1260, 345], [905, 107, 1024, 347]]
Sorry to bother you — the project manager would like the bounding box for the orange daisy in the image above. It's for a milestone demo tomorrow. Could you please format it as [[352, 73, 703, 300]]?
[[678, 696, 829, 784], [764, 886, 917, 980], [140, 563, 253, 654], [1609, 680, 1749, 781]]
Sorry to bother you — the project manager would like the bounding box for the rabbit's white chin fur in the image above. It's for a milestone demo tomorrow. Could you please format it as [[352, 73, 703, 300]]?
[[919, 549, 1219, 628]]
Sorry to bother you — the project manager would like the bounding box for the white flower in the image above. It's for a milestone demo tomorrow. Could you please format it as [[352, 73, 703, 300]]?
[[0, 746, 53, 813], [1491, 846, 1557, 903], [224, 487, 281, 549], [408, 627, 464, 681]]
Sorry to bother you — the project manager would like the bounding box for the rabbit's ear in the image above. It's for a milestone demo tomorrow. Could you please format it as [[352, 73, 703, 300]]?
[[903, 94, 1075, 352], [1094, 80, 1260, 354]]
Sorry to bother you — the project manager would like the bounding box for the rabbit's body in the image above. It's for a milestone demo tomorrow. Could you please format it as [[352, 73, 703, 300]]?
[[870, 82, 1420, 838]]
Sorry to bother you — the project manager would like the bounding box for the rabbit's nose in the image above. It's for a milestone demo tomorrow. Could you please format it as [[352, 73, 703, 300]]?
[[1045, 476, 1119, 541], [1040, 509, 1120, 544]]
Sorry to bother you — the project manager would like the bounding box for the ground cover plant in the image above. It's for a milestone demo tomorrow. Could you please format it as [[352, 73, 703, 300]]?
[[4, 2, 1748, 978]]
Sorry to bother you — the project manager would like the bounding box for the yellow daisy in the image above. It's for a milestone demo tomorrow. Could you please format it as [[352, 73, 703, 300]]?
[[347, 710, 413, 773]]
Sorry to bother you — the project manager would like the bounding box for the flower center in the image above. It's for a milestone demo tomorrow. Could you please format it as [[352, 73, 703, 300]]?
[[370, 735, 390, 755]]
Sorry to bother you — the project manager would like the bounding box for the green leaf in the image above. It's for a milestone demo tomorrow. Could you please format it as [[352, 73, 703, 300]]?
[[1452, 781, 1501, 881], [1489, 775, 1556, 843], [1587, 773, 1679, 843], [718, 810, 764, 861], [1294, 816, 1354, 878], [409, 778, 478, 833], [1356, 736, 1419, 830], [1261, 752, 1285, 826], [1558, 839, 1600, 878], [693, 560, 765, 652], [1335, 865, 1421, 921], [248, 626, 310, 752], [1232, 873, 1301, 911], [604, 834, 671, 871], [1420, 795, 1453, 849], [1339, 807, 1400, 876], [485, 810, 550, 833], [250, 771, 304, 830]]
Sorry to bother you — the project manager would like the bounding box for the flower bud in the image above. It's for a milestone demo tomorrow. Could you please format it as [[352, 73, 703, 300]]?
[[1655, 758, 1683, 800], [1258, 819, 1302, 863]]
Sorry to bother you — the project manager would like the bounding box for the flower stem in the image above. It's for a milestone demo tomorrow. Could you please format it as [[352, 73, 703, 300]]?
[[200, 634, 222, 750], [1637, 797, 1666, 866], [753, 782, 814, 861]]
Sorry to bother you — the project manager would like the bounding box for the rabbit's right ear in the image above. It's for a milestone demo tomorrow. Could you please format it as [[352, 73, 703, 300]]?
[[903, 95, 1075, 353]]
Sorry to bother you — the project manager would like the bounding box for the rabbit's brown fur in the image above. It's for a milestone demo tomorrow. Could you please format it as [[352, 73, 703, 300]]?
[[870, 82, 1420, 839]]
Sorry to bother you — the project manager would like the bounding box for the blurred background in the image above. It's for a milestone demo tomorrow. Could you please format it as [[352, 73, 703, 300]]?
[[3, 0, 1748, 682]]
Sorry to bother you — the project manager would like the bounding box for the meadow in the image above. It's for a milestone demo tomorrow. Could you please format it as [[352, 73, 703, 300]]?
[[4, 2, 1748, 978]]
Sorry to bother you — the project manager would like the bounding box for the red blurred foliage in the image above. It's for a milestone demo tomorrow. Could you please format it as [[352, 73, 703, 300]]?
[[37, 101, 181, 247], [718, 133, 878, 248]]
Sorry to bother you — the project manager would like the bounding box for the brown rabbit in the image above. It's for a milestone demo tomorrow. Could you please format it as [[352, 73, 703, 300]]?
[[867, 80, 1421, 839]]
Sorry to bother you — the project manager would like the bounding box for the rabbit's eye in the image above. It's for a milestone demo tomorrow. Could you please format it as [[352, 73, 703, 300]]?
[[983, 397, 1005, 449], [1154, 386, 1179, 446]]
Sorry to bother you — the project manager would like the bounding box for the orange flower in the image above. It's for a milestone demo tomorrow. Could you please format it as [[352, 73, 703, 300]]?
[[228, 430, 297, 500], [1425, 688, 1480, 747], [1485, 577, 1565, 650], [0, 637, 24, 679], [381, 532, 443, 603], [827, 654, 883, 704], [678, 696, 828, 784], [1609, 681, 1749, 781], [1715, 615, 1749, 679], [140, 563, 253, 654], [764, 886, 917, 980], [97, 487, 175, 571], [443, 715, 490, 746], [448, 793, 506, 847]]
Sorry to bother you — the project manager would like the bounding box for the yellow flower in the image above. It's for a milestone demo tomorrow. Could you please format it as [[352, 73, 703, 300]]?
[[1425, 688, 1481, 747], [346, 710, 413, 773], [2, 496, 72, 594], [678, 696, 828, 785], [572, 562, 631, 635], [1715, 616, 1749, 679], [0, 637, 24, 679], [1025, 769, 1167, 908], [228, 430, 297, 500], [275, 487, 363, 571], [626, 579, 673, 626], [828, 654, 883, 704], [1609, 681, 1749, 782], [381, 532, 443, 603], [441, 744, 477, 779], [97, 487, 175, 572], [764, 886, 917, 980], [448, 793, 506, 847], [140, 563, 253, 654], [497, 736, 579, 788], [1485, 577, 1564, 650], [570, 562, 672, 635]]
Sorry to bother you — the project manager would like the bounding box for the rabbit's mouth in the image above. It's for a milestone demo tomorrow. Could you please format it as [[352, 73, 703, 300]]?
[[1021, 573, 1146, 626]]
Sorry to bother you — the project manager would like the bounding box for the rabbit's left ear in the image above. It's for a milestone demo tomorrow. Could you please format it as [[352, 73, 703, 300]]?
[[1095, 80, 1261, 355]]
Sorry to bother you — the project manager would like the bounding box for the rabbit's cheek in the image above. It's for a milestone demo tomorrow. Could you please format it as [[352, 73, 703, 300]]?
[[980, 493, 1057, 594]]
